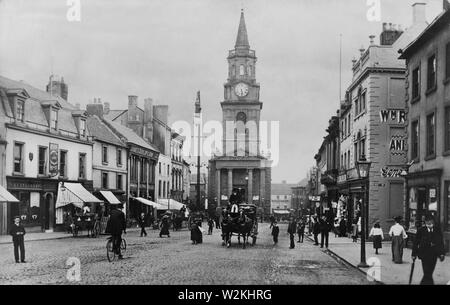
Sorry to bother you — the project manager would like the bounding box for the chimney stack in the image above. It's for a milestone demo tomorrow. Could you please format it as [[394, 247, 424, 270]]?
[[128, 95, 138, 107], [412, 2, 426, 25], [144, 98, 154, 143], [104, 102, 110, 114], [86, 100, 104, 118]]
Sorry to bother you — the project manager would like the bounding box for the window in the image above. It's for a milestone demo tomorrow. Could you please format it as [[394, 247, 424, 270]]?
[[158, 180, 162, 197], [13, 142, 23, 173], [347, 150, 350, 168], [117, 148, 122, 166], [140, 159, 146, 182], [411, 120, 419, 159], [247, 65, 252, 77], [354, 98, 359, 117], [360, 92, 366, 112], [347, 114, 351, 135], [239, 65, 245, 76], [51, 108, 58, 130], [344, 117, 347, 137], [117, 174, 123, 190], [16, 101, 24, 122], [79, 153, 86, 179], [427, 54, 437, 91], [446, 43, 450, 80], [102, 172, 108, 189], [38, 146, 47, 175], [167, 165, 170, 175], [412, 66, 420, 100], [102, 145, 108, 164], [426, 113, 436, 157], [59, 150, 67, 177], [79, 119, 86, 137], [163, 181, 166, 198], [445, 107, 450, 152], [159, 162, 161, 174]]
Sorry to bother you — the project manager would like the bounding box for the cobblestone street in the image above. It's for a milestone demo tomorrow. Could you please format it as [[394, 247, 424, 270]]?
[[0, 223, 371, 285]]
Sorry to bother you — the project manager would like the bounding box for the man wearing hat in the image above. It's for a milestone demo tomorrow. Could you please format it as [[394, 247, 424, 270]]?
[[9, 216, 26, 263], [105, 204, 126, 259], [412, 213, 445, 285]]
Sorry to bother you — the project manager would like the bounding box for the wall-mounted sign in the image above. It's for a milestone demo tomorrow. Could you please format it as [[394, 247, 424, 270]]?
[[389, 136, 407, 152], [130, 146, 158, 159], [49, 143, 59, 177], [379, 109, 406, 124], [308, 196, 321, 202], [380, 167, 403, 178]]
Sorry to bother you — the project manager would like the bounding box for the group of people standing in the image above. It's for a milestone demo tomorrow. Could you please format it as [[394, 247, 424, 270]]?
[[270, 216, 307, 248]]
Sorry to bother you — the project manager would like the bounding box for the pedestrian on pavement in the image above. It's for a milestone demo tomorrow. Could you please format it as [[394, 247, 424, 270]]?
[[333, 218, 340, 238], [139, 212, 147, 237], [159, 214, 171, 238], [319, 216, 331, 248], [339, 217, 347, 237], [297, 218, 305, 243], [287, 217, 297, 249], [64, 211, 73, 234], [269, 214, 275, 228], [351, 217, 359, 242], [271, 221, 279, 245], [369, 222, 383, 254], [10, 216, 26, 263], [208, 218, 214, 235], [105, 204, 126, 259], [412, 213, 445, 285], [389, 216, 408, 264], [313, 217, 320, 245]]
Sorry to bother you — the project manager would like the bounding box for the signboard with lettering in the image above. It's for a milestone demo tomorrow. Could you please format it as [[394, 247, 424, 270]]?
[[308, 196, 321, 202], [381, 167, 403, 178], [379, 109, 406, 124], [130, 145, 158, 159], [337, 173, 347, 184], [49, 143, 59, 177], [347, 168, 359, 180]]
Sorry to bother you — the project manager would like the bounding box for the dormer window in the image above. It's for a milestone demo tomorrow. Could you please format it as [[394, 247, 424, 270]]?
[[50, 108, 58, 130], [16, 100, 25, 122], [79, 119, 86, 137]]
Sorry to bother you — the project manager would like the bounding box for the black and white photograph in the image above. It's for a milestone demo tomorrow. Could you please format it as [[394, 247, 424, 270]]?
[[0, 0, 449, 295]]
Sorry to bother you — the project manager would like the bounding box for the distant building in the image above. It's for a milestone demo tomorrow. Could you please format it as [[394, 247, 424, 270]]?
[[399, 4, 450, 252], [271, 181, 297, 215], [291, 178, 308, 217]]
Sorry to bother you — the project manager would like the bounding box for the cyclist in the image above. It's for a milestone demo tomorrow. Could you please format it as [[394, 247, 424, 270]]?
[[105, 204, 126, 259]]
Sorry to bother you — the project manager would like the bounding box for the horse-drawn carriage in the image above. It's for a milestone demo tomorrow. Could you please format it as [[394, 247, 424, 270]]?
[[221, 203, 258, 248], [71, 213, 100, 237]]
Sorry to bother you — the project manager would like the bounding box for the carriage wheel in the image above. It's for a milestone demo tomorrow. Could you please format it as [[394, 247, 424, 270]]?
[[120, 239, 127, 251], [106, 239, 115, 262]]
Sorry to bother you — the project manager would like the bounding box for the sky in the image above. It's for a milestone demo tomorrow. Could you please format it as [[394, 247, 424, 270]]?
[[0, 0, 444, 183]]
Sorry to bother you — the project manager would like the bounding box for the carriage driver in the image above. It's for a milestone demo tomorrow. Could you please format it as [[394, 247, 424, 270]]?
[[227, 190, 240, 223]]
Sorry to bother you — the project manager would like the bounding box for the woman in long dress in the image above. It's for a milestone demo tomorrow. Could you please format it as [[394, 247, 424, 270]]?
[[159, 215, 170, 238], [388, 216, 408, 263], [369, 222, 383, 254]]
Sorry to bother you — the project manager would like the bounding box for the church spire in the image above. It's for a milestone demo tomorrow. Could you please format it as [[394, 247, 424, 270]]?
[[235, 9, 250, 49]]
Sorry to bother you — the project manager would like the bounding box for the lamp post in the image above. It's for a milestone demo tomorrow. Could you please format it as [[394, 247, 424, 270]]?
[[355, 154, 372, 268], [245, 175, 249, 204]]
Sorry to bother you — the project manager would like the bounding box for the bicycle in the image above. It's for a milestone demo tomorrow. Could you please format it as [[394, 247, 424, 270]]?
[[106, 236, 127, 262]]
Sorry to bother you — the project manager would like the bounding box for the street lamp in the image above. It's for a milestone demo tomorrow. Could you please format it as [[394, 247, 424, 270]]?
[[245, 176, 249, 203], [355, 154, 372, 268]]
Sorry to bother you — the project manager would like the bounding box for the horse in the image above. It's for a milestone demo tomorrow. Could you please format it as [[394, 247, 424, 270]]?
[[221, 213, 254, 249]]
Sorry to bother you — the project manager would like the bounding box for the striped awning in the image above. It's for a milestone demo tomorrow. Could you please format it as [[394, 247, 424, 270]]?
[[56, 182, 103, 209], [0, 184, 19, 202], [157, 199, 185, 210], [133, 197, 163, 209], [100, 191, 121, 204]]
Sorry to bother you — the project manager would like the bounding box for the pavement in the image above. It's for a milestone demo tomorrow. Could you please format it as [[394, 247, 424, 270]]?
[[0, 222, 372, 285], [306, 232, 450, 285]]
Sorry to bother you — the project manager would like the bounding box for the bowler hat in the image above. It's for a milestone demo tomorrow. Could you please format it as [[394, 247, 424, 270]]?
[[394, 216, 402, 222], [424, 213, 435, 222]]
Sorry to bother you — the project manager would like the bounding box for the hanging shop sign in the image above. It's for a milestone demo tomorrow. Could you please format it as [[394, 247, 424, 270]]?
[[49, 143, 59, 177], [380, 167, 403, 178]]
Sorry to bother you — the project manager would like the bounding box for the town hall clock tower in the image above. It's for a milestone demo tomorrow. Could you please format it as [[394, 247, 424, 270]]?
[[209, 10, 271, 219]]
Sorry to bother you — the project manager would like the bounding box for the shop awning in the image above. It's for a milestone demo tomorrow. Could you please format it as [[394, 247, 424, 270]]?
[[133, 197, 163, 209], [273, 209, 291, 215], [0, 184, 19, 202], [157, 199, 185, 210], [56, 182, 103, 209], [100, 191, 121, 204]]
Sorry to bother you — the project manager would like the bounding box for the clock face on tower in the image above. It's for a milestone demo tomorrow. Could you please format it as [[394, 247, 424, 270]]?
[[234, 82, 249, 97]]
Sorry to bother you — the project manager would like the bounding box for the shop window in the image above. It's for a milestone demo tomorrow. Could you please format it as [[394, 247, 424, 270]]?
[[411, 120, 419, 159], [427, 54, 437, 91], [59, 150, 67, 177], [13, 142, 24, 174], [102, 172, 108, 189], [38, 146, 47, 175], [408, 188, 418, 232], [426, 113, 436, 157], [16, 100, 25, 122], [429, 188, 438, 212], [15, 192, 40, 227], [445, 106, 450, 152], [412, 66, 420, 101], [78, 153, 86, 179]]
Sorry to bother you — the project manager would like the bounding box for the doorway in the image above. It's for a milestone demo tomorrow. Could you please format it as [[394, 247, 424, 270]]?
[[44, 193, 54, 231]]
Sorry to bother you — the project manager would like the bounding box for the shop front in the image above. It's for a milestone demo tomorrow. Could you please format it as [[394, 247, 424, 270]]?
[[6, 176, 94, 233], [405, 169, 447, 250]]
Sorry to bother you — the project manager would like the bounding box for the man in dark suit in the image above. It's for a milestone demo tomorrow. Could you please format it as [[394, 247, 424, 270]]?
[[412, 213, 445, 285], [287, 217, 297, 249], [105, 204, 126, 259], [138, 212, 147, 237], [320, 216, 332, 248], [10, 216, 26, 263]]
